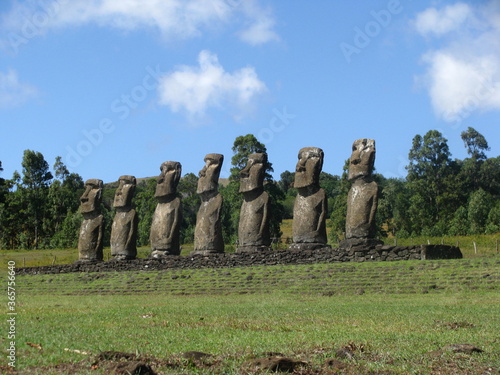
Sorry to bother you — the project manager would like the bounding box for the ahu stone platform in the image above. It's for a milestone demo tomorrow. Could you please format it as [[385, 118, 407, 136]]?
[[17, 245, 462, 275]]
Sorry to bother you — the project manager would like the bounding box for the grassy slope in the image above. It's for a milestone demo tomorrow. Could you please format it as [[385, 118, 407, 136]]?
[[8, 257, 500, 374]]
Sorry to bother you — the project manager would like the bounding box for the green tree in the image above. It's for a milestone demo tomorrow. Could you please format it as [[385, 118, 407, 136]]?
[[319, 172, 340, 218], [461, 126, 490, 160], [485, 202, 500, 234], [448, 206, 469, 236], [467, 188, 494, 234], [458, 127, 491, 194], [329, 159, 350, 242], [406, 130, 455, 234], [230, 134, 273, 181], [47, 157, 84, 246], [377, 177, 410, 237], [0, 161, 6, 204], [177, 173, 200, 244], [134, 178, 157, 247], [479, 156, 500, 197], [278, 170, 294, 195], [20, 150, 53, 248]]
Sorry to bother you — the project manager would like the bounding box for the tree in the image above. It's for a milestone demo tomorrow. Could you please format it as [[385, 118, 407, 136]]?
[[467, 189, 494, 234], [329, 159, 350, 242], [461, 127, 490, 160], [177, 173, 200, 244], [0, 161, 6, 204], [319, 172, 340, 218], [458, 127, 491, 193], [479, 156, 500, 197], [47, 158, 84, 247], [230, 134, 274, 181], [406, 130, 454, 234], [133, 178, 157, 247], [377, 177, 411, 237], [19, 150, 53, 248], [278, 170, 294, 195]]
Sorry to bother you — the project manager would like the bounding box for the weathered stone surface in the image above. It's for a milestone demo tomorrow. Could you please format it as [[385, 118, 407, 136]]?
[[343, 139, 380, 247], [338, 238, 383, 250], [421, 245, 463, 259], [192, 154, 224, 255], [150, 162, 182, 257], [237, 153, 270, 252], [19, 244, 464, 275], [291, 147, 329, 250], [78, 179, 104, 262], [111, 175, 138, 260]]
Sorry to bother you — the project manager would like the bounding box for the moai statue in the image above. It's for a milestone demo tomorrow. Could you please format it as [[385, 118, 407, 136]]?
[[340, 138, 382, 249], [150, 161, 182, 257], [192, 154, 224, 255], [110, 175, 138, 260], [78, 179, 104, 262], [237, 153, 271, 252], [290, 147, 329, 250]]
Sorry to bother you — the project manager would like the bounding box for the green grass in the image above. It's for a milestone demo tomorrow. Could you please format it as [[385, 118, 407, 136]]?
[[6, 257, 500, 374]]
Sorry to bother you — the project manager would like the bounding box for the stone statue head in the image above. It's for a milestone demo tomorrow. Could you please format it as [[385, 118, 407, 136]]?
[[155, 161, 182, 198], [113, 175, 136, 208], [80, 179, 103, 214], [239, 153, 267, 193], [294, 147, 324, 189], [348, 138, 375, 181], [197, 153, 224, 194]]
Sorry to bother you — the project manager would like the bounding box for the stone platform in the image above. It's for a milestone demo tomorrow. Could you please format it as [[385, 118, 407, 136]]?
[[17, 244, 462, 275]]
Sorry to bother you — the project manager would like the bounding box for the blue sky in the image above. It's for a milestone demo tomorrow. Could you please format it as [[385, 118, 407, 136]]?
[[1, 0, 499, 184]]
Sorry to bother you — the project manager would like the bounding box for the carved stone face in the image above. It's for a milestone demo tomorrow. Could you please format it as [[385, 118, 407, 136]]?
[[197, 153, 223, 194], [80, 179, 103, 214], [239, 153, 266, 193], [348, 139, 375, 181], [113, 175, 136, 208], [294, 147, 324, 189], [155, 161, 181, 198]]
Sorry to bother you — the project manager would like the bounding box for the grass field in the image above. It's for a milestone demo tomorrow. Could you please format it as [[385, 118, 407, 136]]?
[[3, 256, 500, 374]]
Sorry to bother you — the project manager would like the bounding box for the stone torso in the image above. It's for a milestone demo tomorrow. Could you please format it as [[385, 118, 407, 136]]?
[[292, 187, 327, 244], [194, 193, 224, 253], [110, 209, 138, 259], [238, 190, 270, 247], [78, 214, 104, 261], [346, 179, 378, 239], [150, 197, 182, 254]]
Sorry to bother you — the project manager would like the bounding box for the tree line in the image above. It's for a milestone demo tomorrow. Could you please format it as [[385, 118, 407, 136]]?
[[0, 128, 498, 250]]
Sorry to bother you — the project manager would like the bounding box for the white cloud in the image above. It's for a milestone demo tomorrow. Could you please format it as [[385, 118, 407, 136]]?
[[0, 0, 279, 50], [0, 69, 38, 109], [157, 50, 267, 119], [414, 2, 472, 36], [238, 2, 280, 45], [413, 1, 500, 122]]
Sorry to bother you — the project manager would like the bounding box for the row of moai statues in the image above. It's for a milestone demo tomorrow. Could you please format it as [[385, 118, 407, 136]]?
[[77, 139, 379, 261]]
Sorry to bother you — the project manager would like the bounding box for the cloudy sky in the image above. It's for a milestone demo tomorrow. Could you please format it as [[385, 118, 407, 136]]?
[[1, 0, 499, 183]]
